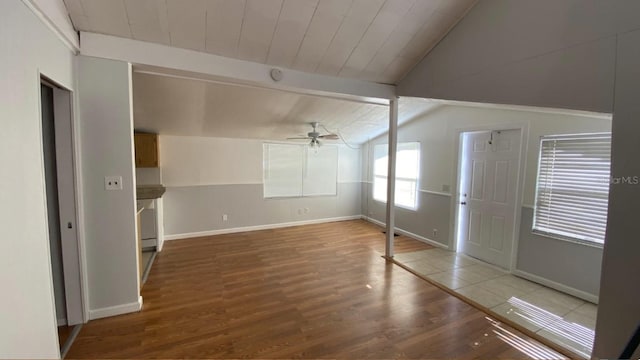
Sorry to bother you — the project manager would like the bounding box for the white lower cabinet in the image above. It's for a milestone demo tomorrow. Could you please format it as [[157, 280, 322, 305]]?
[[137, 199, 161, 249]]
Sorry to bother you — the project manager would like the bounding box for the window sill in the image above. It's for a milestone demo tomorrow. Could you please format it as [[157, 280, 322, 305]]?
[[531, 230, 604, 249]]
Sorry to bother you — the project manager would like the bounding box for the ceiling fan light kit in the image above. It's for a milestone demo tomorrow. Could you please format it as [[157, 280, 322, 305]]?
[[310, 137, 321, 149]]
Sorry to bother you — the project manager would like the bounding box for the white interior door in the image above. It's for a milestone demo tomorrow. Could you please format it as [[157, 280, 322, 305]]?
[[41, 80, 84, 325], [457, 129, 520, 269], [52, 85, 84, 325]]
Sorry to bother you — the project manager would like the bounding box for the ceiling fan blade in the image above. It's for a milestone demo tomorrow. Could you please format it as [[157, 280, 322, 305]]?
[[318, 134, 339, 140], [286, 137, 310, 140]]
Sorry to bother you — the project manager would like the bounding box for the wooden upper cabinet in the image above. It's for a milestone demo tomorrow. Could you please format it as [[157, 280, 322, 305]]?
[[134, 133, 159, 168]]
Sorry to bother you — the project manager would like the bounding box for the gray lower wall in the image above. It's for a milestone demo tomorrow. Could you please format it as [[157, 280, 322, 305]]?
[[516, 207, 603, 298], [361, 182, 451, 247], [163, 182, 361, 236]]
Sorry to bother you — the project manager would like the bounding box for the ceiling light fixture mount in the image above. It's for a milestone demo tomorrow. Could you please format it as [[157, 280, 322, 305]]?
[[270, 68, 283, 82]]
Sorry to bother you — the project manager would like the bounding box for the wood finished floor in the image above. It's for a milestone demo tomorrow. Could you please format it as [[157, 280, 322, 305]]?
[[58, 325, 73, 348], [67, 220, 563, 359]]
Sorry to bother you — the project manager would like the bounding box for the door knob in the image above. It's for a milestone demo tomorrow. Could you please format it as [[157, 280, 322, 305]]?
[[460, 201, 467, 205]]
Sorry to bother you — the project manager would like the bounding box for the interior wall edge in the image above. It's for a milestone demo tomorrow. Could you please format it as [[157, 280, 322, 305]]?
[[20, 0, 79, 52]]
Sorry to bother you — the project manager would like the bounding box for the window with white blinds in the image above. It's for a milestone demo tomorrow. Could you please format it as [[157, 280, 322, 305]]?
[[533, 133, 612, 245], [263, 143, 338, 198], [373, 142, 420, 210]]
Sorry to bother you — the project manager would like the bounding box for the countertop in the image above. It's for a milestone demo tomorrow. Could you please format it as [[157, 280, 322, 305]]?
[[136, 184, 166, 199]]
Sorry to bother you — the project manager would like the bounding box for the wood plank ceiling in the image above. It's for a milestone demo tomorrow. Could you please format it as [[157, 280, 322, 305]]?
[[63, 0, 476, 84], [133, 72, 440, 143]]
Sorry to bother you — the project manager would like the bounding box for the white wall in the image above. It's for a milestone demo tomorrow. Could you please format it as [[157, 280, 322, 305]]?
[[135, 168, 161, 185], [0, 0, 76, 358], [77, 56, 141, 318], [398, 0, 640, 113], [160, 136, 263, 186], [158, 135, 361, 237], [28, 0, 79, 49]]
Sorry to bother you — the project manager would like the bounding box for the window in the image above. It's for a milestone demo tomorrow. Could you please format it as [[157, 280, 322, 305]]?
[[373, 142, 420, 210], [263, 143, 338, 198], [533, 133, 612, 245]]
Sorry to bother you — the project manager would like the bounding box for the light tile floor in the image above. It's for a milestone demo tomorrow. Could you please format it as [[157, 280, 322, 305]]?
[[395, 248, 597, 358]]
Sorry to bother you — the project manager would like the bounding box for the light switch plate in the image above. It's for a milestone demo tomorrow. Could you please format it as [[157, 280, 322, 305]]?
[[105, 176, 123, 190]]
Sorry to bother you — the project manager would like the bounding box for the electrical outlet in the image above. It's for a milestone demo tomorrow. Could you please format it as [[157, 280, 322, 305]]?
[[222, 214, 228, 221], [433, 229, 438, 238], [105, 176, 123, 190]]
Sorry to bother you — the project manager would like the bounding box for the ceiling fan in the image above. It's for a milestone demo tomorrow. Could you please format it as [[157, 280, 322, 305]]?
[[287, 122, 339, 147]]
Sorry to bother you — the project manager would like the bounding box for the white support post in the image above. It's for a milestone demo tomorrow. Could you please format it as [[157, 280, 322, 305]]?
[[385, 97, 399, 258]]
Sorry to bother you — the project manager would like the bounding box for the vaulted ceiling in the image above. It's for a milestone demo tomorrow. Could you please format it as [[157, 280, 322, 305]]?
[[132, 72, 439, 144], [63, 0, 476, 84]]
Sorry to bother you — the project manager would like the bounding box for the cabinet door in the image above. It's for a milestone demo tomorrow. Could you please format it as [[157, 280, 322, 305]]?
[[134, 133, 158, 167]]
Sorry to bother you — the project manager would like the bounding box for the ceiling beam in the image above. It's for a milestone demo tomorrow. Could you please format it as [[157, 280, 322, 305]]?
[[79, 32, 395, 104]]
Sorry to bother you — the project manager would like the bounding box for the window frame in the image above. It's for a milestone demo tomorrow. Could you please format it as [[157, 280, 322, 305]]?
[[372, 142, 421, 211], [531, 133, 611, 247]]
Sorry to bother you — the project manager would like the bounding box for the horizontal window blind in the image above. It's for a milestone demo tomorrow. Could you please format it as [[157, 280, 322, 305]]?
[[533, 133, 612, 244], [263, 143, 338, 198]]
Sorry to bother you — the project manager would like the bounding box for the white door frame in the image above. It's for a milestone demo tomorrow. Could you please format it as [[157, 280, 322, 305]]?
[[449, 121, 529, 272], [39, 73, 90, 325]]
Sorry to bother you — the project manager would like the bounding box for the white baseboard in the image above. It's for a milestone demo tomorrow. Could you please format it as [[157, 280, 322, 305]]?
[[512, 269, 599, 304], [89, 296, 143, 320], [164, 215, 363, 241], [362, 216, 449, 249]]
